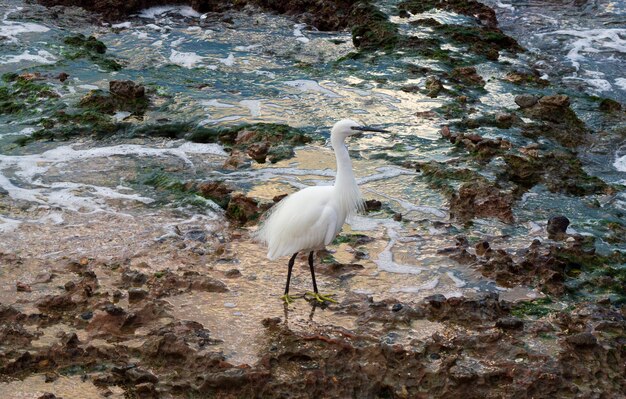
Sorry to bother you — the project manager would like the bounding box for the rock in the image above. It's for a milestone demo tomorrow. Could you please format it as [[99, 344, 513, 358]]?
[[246, 141, 270, 163], [424, 294, 446, 308], [393, 213, 402, 222], [392, 303, 403, 312], [440, 125, 451, 138], [565, 332, 597, 347], [547, 215, 570, 239], [128, 288, 148, 302], [364, 199, 382, 211], [80, 311, 93, 320], [44, 372, 58, 383], [16, 282, 32, 292], [125, 367, 159, 384], [226, 193, 261, 224], [450, 181, 514, 223], [224, 269, 241, 278], [37, 394, 59, 399], [262, 317, 282, 328], [599, 98, 622, 112], [515, 94, 538, 108], [495, 317, 523, 330], [425, 76, 444, 97], [57, 72, 69, 82], [495, 112, 516, 128], [450, 66, 485, 87], [538, 94, 569, 108], [104, 304, 126, 316], [109, 80, 145, 98], [475, 241, 490, 256], [63, 281, 76, 291]]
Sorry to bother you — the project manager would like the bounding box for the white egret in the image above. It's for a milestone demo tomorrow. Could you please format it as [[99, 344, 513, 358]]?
[[256, 119, 389, 304]]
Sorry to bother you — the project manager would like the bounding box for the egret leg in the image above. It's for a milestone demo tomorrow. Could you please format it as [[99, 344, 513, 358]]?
[[281, 252, 298, 304], [306, 251, 337, 304]]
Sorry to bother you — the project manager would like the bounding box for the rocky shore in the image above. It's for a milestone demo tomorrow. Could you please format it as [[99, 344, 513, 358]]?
[[1, 0, 625, 398]]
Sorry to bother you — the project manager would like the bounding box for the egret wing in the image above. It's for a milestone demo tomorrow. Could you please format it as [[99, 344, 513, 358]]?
[[256, 186, 338, 259]]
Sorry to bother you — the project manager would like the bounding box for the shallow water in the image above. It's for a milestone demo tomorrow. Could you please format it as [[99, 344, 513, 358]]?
[[486, 0, 626, 102], [0, 0, 624, 372]]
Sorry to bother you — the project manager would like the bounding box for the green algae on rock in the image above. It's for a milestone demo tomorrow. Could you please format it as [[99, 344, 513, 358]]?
[[62, 33, 122, 71]]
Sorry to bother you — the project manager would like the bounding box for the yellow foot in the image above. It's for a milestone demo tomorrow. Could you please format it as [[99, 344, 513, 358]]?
[[281, 294, 296, 304], [305, 292, 337, 304]]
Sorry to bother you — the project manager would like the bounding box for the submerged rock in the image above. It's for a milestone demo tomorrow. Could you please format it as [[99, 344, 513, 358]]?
[[450, 181, 514, 223], [547, 215, 570, 240]]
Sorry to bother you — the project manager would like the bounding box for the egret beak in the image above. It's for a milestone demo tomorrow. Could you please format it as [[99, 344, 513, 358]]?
[[351, 125, 390, 133]]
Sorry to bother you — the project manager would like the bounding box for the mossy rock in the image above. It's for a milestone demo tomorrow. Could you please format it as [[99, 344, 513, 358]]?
[[62, 34, 122, 71]]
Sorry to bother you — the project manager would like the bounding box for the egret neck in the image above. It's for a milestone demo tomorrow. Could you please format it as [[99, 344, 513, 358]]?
[[331, 134, 362, 218]]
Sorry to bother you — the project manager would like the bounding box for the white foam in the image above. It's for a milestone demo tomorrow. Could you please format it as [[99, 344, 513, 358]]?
[[614, 155, 626, 172], [496, 1, 515, 11], [170, 37, 186, 47], [219, 53, 235, 66], [0, 50, 56, 65], [132, 30, 149, 39], [0, 143, 227, 212], [200, 99, 236, 108], [255, 70, 276, 79], [78, 84, 99, 91], [0, 216, 22, 233], [239, 100, 262, 117], [138, 6, 201, 19], [615, 78, 626, 91], [113, 111, 131, 121], [235, 44, 261, 51], [293, 23, 310, 43], [198, 115, 244, 126], [0, 14, 49, 44], [112, 21, 132, 29], [564, 76, 612, 92], [539, 28, 626, 70], [284, 80, 341, 98], [392, 277, 440, 293], [169, 49, 204, 68]]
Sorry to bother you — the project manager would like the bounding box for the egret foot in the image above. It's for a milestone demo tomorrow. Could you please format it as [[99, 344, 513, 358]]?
[[305, 292, 337, 304], [281, 294, 296, 304]]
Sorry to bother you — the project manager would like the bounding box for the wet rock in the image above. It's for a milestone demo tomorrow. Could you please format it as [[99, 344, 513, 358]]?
[[16, 281, 32, 292], [246, 141, 270, 163], [391, 303, 403, 312], [37, 394, 60, 399], [425, 76, 444, 97], [547, 215, 570, 239], [565, 332, 597, 347], [104, 304, 126, 316], [121, 270, 148, 287], [224, 269, 241, 278], [398, 0, 498, 28], [196, 181, 234, 209], [80, 311, 93, 320], [450, 181, 514, 223], [539, 94, 570, 108], [364, 199, 382, 211], [109, 80, 145, 98], [226, 192, 262, 224], [57, 72, 69, 82], [495, 317, 523, 330], [150, 271, 228, 298], [262, 317, 282, 328], [128, 288, 148, 302], [450, 66, 485, 87], [393, 213, 402, 221], [475, 241, 490, 256], [125, 367, 159, 384], [514, 94, 538, 108], [44, 372, 58, 383], [599, 98, 622, 112], [495, 112, 516, 128]]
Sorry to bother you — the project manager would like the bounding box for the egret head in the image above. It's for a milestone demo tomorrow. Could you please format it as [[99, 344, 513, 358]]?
[[330, 119, 389, 141]]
